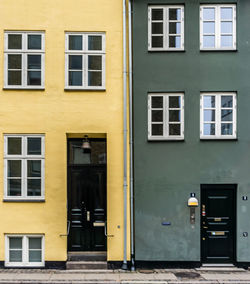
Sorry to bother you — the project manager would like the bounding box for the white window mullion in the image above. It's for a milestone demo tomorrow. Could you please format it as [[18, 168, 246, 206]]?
[[83, 54, 87, 89], [164, 95, 168, 137], [233, 94, 237, 136], [164, 8, 168, 49], [181, 7, 185, 49], [216, 95, 221, 137], [233, 6, 237, 49], [181, 95, 184, 136], [65, 54, 69, 87], [148, 8, 152, 49], [148, 96, 151, 137], [216, 7, 221, 49]]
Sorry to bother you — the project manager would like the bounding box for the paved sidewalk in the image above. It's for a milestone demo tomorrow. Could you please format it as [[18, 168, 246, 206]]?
[[0, 268, 250, 283]]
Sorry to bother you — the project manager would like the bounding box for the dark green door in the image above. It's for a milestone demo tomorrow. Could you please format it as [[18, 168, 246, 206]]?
[[68, 139, 107, 251], [201, 185, 236, 263]]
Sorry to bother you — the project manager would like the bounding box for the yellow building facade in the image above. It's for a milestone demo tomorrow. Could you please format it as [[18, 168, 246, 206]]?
[[0, 0, 130, 268]]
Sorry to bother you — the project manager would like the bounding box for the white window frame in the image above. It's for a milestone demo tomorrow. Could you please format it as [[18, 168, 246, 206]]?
[[4, 134, 45, 200], [200, 4, 236, 50], [148, 5, 184, 51], [4, 31, 45, 89], [65, 32, 106, 90], [5, 235, 45, 267], [148, 93, 184, 140], [200, 92, 237, 139]]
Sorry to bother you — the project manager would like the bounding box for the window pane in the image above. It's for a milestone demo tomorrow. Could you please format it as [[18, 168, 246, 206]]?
[[204, 123, 215, 135], [10, 237, 22, 249], [169, 96, 180, 108], [203, 36, 215, 48], [152, 110, 163, 122], [28, 55, 41, 69], [169, 110, 180, 122], [28, 71, 41, 86], [204, 96, 215, 108], [28, 35, 41, 50], [221, 35, 233, 47], [152, 96, 163, 108], [152, 23, 163, 34], [169, 23, 181, 34], [69, 35, 82, 50], [203, 8, 215, 20], [69, 55, 82, 70], [203, 22, 215, 34], [221, 8, 233, 20], [8, 34, 22, 49], [8, 55, 22, 69], [221, 96, 233, 107], [8, 179, 21, 196], [8, 71, 22, 85], [169, 124, 180, 135], [69, 71, 82, 86], [204, 110, 215, 121], [28, 137, 41, 155], [152, 124, 163, 136], [10, 251, 22, 262], [88, 56, 102, 70], [28, 160, 41, 177], [88, 71, 102, 86], [88, 36, 102, 50], [221, 22, 233, 34], [29, 238, 41, 249], [152, 36, 163, 48], [29, 250, 42, 262], [169, 8, 181, 20], [8, 160, 21, 177], [169, 36, 181, 48], [27, 179, 41, 196], [152, 9, 163, 20], [221, 110, 232, 121], [221, 123, 233, 135], [8, 138, 22, 155]]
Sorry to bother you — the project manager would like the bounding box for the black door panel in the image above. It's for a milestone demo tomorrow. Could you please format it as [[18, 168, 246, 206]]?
[[201, 185, 236, 263]]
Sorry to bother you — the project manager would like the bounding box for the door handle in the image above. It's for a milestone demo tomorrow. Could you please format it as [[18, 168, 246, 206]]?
[[203, 226, 208, 229], [86, 211, 90, 221]]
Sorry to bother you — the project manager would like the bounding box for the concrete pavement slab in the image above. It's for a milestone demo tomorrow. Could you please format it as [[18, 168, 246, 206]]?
[[202, 273, 250, 281]]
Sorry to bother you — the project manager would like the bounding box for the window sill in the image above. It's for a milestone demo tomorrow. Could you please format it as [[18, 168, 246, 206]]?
[[64, 88, 106, 92], [3, 199, 45, 203], [200, 137, 237, 141], [200, 48, 237, 52], [3, 87, 45, 90], [148, 137, 184, 141], [148, 49, 185, 52], [5, 263, 44, 267]]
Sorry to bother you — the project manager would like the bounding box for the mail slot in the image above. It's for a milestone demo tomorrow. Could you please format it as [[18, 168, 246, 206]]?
[[211, 231, 225, 236], [93, 222, 105, 227], [214, 218, 222, 222]]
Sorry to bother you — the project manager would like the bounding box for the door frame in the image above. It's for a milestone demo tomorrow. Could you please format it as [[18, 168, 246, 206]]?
[[67, 138, 107, 252], [200, 184, 237, 264]]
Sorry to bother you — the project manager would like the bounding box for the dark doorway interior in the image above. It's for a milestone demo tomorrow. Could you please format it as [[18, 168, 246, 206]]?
[[201, 184, 236, 264], [68, 138, 107, 251]]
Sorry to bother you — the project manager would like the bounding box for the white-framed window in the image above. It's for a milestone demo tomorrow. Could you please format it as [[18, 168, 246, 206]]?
[[4, 31, 45, 89], [200, 93, 237, 139], [4, 135, 45, 200], [200, 5, 236, 50], [5, 235, 44, 267], [148, 93, 184, 140], [148, 5, 184, 51], [65, 32, 106, 90]]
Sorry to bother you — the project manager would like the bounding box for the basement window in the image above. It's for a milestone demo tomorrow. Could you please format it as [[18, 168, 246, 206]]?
[[65, 32, 106, 90], [4, 135, 45, 200], [5, 235, 44, 267], [4, 31, 45, 89], [148, 93, 184, 140]]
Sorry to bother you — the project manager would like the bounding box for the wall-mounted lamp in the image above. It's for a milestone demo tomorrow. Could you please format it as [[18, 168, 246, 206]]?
[[81, 135, 91, 153]]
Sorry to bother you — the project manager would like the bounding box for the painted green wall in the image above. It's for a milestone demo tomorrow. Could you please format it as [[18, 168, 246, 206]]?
[[133, 0, 250, 262]]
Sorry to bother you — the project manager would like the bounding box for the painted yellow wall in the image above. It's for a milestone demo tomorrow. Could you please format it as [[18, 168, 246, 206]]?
[[0, 0, 130, 262]]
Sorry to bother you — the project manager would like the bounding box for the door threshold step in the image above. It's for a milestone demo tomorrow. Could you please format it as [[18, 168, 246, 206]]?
[[196, 266, 245, 272], [66, 261, 107, 270], [202, 263, 235, 267], [68, 251, 107, 261], [61, 269, 112, 273]]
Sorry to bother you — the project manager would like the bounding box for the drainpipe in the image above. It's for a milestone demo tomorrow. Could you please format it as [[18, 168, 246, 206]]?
[[128, 0, 135, 272], [122, 0, 128, 271]]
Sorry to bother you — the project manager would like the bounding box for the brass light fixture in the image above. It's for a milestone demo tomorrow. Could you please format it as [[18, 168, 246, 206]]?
[[81, 135, 91, 153]]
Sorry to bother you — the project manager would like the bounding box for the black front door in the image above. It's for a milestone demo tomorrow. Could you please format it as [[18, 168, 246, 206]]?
[[201, 184, 236, 263], [68, 139, 107, 251]]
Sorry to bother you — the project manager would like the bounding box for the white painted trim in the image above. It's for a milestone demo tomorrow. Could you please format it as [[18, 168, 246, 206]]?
[[5, 235, 45, 267], [4, 135, 45, 199], [148, 5, 185, 51], [200, 4, 236, 50], [148, 93, 184, 140], [200, 92, 237, 139]]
